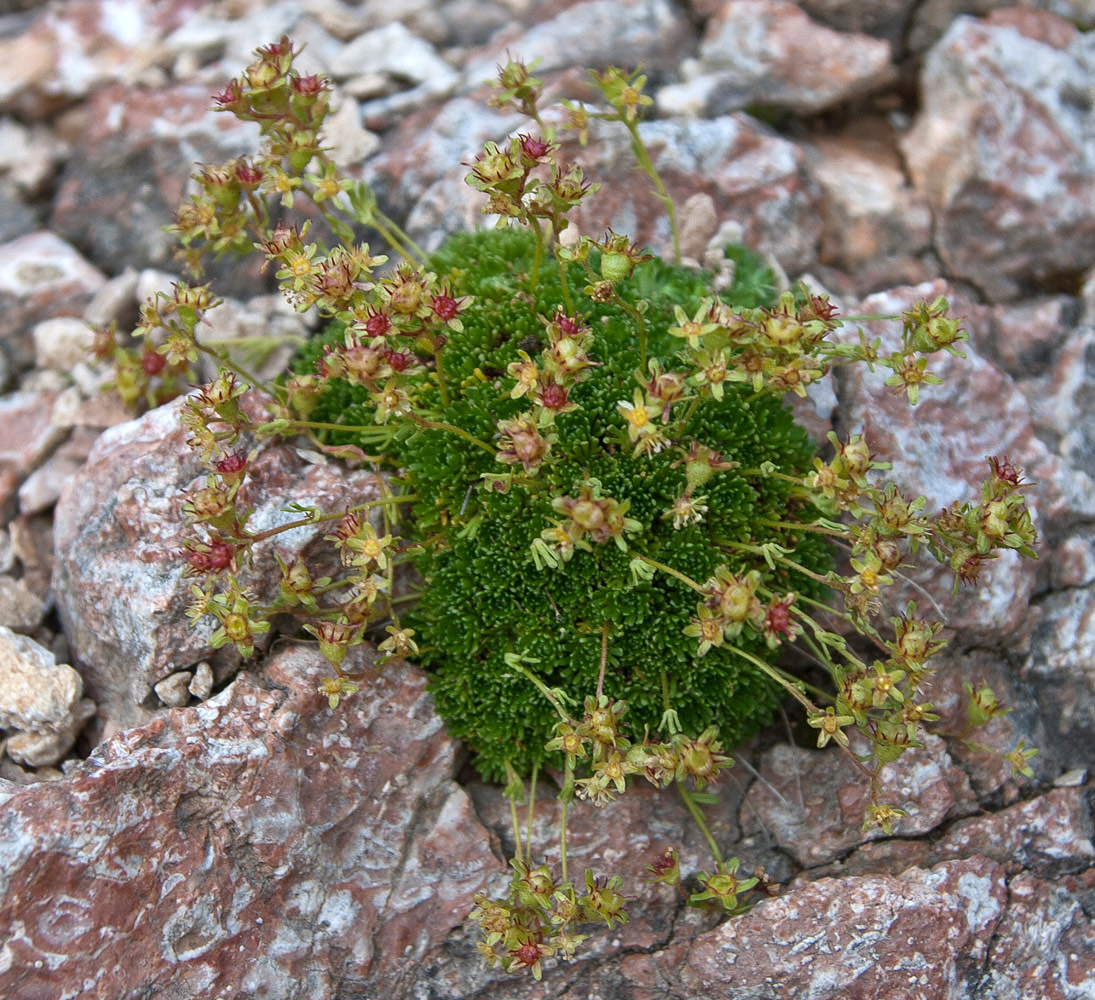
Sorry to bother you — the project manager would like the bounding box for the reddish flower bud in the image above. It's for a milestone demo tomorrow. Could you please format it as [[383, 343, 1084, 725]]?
[[382, 347, 411, 372], [988, 454, 1022, 487], [291, 73, 325, 96], [430, 293, 461, 322], [517, 133, 552, 163], [234, 160, 264, 188], [141, 350, 166, 376], [211, 79, 242, 109], [212, 452, 248, 476], [539, 382, 569, 411], [364, 309, 392, 339]]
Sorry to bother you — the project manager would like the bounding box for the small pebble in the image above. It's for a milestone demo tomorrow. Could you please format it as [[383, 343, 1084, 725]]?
[[1053, 768, 1089, 788], [189, 661, 214, 701], [154, 671, 194, 708]]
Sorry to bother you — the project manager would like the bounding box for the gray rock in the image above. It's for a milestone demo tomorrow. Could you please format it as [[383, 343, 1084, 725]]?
[[31, 315, 92, 373], [5, 698, 94, 767], [464, 0, 693, 83], [0, 230, 105, 375], [1024, 585, 1095, 771], [790, 0, 914, 46], [328, 20, 455, 88]]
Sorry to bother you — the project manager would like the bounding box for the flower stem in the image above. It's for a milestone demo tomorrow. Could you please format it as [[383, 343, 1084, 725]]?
[[624, 119, 680, 265], [636, 554, 707, 594], [677, 781, 722, 867], [755, 517, 849, 539], [525, 763, 538, 861], [557, 255, 573, 313], [409, 413, 496, 454], [726, 644, 817, 715], [560, 760, 573, 884], [719, 540, 834, 588], [530, 221, 544, 298], [597, 621, 610, 700], [194, 342, 272, 395]]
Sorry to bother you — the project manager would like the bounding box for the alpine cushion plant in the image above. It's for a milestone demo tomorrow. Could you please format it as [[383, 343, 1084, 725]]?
[[99, 39, 1039, 977]]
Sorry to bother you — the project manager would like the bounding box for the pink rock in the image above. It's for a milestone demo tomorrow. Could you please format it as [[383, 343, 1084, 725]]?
[[0, 0, 203, 119], [1049, 535, 1095, 591], [985, 5, 1081, 49], [980, 870, 1095, 998], [928, 647, 1046, 796], [739, 734, 975, 867], [17, 453, 84, 516], [0, 231, 106, 374], [623, 856, 1007, 998], [982, 295, 1076, 378], [52, 392, 383, 737], [660, 0, 896, 116], [0, 390, 64, 474], [49, 82, 262, 284], [365, 96, 523, 221], [465, 767, 747, 957], [568, 115, 821, 275], [902, 14, 1095, 301], [0, 644, 498, 999], [805, 122, 935, 294], [836, 281, 1055, 637], [935, 787, 1095, 872], [391, 106, 822, 274]]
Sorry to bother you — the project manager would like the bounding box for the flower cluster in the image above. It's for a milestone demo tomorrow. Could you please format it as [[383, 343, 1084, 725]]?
[[98, 41, 1043, 981]]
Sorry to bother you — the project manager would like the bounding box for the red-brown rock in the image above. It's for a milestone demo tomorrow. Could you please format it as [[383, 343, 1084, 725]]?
[[740, 734, 975, 867], [0, 645, 498, 1000], [622, 856, 1007, 999]]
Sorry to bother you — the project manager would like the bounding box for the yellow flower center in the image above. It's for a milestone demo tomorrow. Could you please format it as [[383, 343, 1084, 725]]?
[[629, 406, 648, 428]]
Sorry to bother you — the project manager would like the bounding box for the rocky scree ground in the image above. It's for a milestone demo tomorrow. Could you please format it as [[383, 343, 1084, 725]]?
[[0, 0, 1093, 998]]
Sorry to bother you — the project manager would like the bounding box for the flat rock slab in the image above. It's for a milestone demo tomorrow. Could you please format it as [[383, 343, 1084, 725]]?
[[0, 645, 498, 1000]]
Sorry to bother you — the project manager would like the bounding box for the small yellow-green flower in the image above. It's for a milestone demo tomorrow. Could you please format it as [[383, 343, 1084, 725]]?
[[668, 303, 720, 349], [378, 624, 418, 656], [808, 706, 855, 748]]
